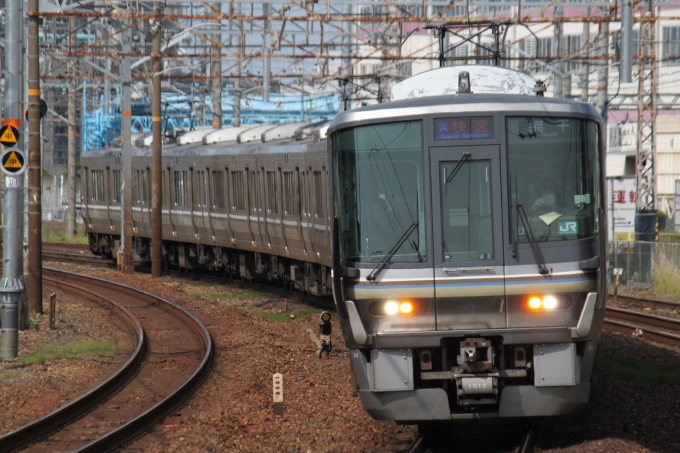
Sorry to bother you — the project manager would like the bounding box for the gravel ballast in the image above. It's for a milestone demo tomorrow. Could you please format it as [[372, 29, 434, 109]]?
[[2, 264, 679, 452]]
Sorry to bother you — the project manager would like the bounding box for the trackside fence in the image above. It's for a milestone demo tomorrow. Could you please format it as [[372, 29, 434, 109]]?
[[608, 241, 680, 289]]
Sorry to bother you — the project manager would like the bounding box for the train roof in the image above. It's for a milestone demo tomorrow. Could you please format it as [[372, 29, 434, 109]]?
[[328, 93, 601, 134], [82, 136, 324, 159]]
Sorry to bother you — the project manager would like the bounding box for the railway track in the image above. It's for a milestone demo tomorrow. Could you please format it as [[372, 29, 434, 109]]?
[[401, 423, 537, 453], [0, 268, 214, 453], [604, 306, 680, 346]]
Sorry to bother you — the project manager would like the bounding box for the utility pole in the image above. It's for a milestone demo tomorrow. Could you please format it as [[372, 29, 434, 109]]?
[[211, 2, 222, 128], [67, 17, 77, 239], [121, 26, 133, 274], [151, 3, 163, 278], [1, 0, 27, 359], [27, 0, 42, 315]]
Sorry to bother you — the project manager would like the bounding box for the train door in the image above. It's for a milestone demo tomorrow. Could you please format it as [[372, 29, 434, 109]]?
[[430, 146, 506, 330]]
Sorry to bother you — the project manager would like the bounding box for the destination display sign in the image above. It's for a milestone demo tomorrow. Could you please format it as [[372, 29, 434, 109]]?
[[435, 116, 494, 141]]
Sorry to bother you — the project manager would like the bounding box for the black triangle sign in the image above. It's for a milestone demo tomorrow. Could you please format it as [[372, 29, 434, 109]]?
[[0, 125, 19, 147], [2, 149, 25, 174]]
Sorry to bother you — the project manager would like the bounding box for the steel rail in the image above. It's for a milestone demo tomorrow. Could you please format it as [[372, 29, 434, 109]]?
[[0, 274, 146, 453], [53, 268, 215, 452], [608, 292, 680, 308], [42, 251, 112, 267], [604, 306, 680, 346]]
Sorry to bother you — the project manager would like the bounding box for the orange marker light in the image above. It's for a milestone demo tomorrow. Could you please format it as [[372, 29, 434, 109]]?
[[399, 301, 414, 314], [528, 297, 542, 309]]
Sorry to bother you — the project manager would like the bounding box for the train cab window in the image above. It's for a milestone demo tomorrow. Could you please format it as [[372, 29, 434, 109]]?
[[112, 170, 122, 203], [212, 171, 226, 209], [266, 171, 278, 214], [231, 171, 245, 211], [440, 161, 493, 262], [283, 171, 298, 216], [91, 170, 105, 202], [174, 171, 188, 207], [332, 121, 425, 263], [507, 117, 600, 242]]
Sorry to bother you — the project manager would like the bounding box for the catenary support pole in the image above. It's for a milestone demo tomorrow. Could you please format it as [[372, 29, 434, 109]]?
[[121, 27, 133, 274], [263, 2, 271, 102], [27, 0, 42, 315], [233, 3, 242, 127], [67, 17, 77, 239], [151, 3, 163, 278], [597, 18, 609, 121], [1, 0, 27, 359], [211, 2, 222, 128], [581, 21, 590, 102], [620, 0, 633, 84]]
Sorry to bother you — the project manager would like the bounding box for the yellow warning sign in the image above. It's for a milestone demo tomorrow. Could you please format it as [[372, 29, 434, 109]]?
[[1, 149, 25, 175], [4, 152, 22, 169], [0, 125, 19, 147]]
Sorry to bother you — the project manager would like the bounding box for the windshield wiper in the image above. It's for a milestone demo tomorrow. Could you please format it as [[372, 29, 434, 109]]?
[[516, 205, 550, 276], [366, 222, 418, 281], [445, 152, 471, 183]]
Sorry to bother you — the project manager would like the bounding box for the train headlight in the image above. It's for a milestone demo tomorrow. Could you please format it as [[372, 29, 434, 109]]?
[[543, 295, 558, 310], [527, 295, 563, 310], [379, 300, 415, 316], [385, 301, 399, 315]]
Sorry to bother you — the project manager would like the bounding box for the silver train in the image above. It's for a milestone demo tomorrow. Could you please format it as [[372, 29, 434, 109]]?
[[329, 72, 606, 421], [82, 67, 606, 422], [82, 123, 333, 296]]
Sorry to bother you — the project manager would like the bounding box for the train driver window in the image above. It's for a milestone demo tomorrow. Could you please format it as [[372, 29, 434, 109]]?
[[332, 121, 425, 263], [507, 117, 600, 242]]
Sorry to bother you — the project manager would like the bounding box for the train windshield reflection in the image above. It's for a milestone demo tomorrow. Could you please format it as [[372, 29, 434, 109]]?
[[507, 117, 600, 242], [332, 121, 426, 263]]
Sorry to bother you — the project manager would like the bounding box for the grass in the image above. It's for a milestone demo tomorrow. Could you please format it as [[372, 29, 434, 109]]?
[[244, 308, 322, 322], [42, 224, 88, 244], [16, 341, 118, 364], [599, 356, 680, 383], [652, 256, 680, 299]]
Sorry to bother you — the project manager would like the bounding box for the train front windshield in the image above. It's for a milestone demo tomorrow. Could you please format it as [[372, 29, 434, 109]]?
[[507, 117, 600, 242], [332, 121, 426, 263]]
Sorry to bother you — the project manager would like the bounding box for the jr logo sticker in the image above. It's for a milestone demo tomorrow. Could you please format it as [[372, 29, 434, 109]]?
[[558, 221, 578, 234]]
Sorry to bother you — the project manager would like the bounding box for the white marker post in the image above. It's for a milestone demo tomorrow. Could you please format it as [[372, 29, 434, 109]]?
[[273, 373, 283, 416]]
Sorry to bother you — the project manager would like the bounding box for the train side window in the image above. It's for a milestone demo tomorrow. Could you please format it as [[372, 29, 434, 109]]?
[[142, 169, 149, 205], [194, 170, 208, 207], [161, 171, 166, 206], [174, 170, 187, 206], [112, 170, 122, 203], [231, 171, 245, 211], [266, 171, 278, 214], [91, 170, 105, 202], [283, 171, 298, 216], [301, 171, 311, 217], [212, 171, 225, 209], [313, 171, 323, 219]]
